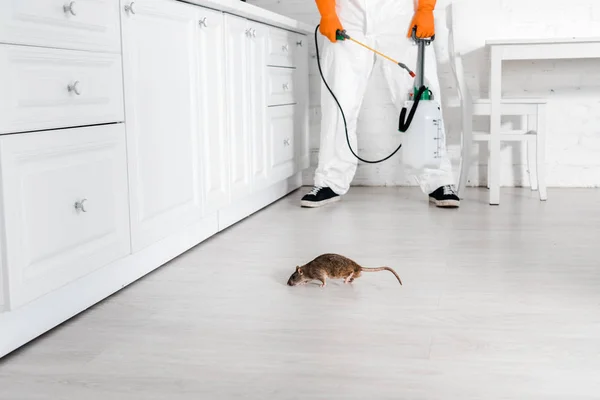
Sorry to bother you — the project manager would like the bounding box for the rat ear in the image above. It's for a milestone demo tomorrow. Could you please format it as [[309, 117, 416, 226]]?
[[296, 266, 303, 274]]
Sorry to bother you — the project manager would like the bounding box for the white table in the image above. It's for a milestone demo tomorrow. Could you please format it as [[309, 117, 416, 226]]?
[[486, 37, 600, 205]]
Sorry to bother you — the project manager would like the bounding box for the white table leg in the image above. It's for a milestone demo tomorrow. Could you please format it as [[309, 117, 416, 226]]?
[[527, 114, 538, 191], [489, 47, 502, 205], [537, 103, 548, 201]]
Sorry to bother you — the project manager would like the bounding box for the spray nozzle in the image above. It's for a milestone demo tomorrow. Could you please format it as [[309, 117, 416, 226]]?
[[336, 29, 350, 41]]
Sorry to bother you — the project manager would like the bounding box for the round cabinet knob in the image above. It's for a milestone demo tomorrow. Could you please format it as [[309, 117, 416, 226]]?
[[63, 1, 77, 16], [67, 81, 81, 95], [282, 44, 289, 52], [252, 29, 256, 37], [245, 28, 251, 37], [296, 40, 303, 47], [199, 17, 208, 27], [282, 83, 289, 91], [74, 198, 88, 213], [124, 2, 136, 14], [283, 138, 291, 146]]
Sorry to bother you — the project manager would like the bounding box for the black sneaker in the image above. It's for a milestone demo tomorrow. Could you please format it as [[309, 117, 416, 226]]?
[[428, 185, 460, 208], [300, 186, 340, 208]]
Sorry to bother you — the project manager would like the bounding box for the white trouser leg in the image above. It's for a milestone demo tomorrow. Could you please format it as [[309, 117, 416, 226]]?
[[313, 33, 375, 196], [376, 34, 455, 195]]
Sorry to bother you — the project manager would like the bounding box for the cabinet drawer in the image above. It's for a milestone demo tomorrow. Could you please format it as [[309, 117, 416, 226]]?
[[267, 67, 297, 106], [0, 44, 124, 134], [269, 105, 296, 181], [267, 27, 304, 67], [0, 0, 121, 53], [0, 124, 131, 309]]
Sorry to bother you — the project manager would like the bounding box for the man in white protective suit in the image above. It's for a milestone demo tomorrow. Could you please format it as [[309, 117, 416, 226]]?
[[300, 0, 460, 208]]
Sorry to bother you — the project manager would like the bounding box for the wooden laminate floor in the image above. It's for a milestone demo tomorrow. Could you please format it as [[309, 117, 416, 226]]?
[[1, 187, 600, 399]]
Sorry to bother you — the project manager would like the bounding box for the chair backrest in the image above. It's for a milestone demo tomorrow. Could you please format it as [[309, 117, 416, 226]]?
[[446, 0, 507, 103], [444, 0, 509, 166]]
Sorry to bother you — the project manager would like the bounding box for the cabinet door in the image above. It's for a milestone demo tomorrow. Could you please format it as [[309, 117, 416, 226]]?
[[268, 105, 296, 182], [197, 7, 229, 215], [0, 124, 130, 309], [121, 0, 203, 252], [224, 14, 253, 201], [247, 22, 270, 192], [294, 33, 310, 170]]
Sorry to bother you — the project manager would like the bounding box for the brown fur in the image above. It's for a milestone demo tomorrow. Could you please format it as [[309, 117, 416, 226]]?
[[286, 253, 402, 287]]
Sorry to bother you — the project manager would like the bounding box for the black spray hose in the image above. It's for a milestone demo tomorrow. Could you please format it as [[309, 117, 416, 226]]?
[[398, 85, 427, 132], [314, 24, 424, 164]]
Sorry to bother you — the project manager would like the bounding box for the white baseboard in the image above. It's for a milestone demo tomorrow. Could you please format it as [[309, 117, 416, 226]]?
[[218, 172, 302, 231], [0, 174, 303, 359]]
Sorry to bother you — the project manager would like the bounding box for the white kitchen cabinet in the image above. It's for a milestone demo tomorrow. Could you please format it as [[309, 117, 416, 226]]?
[[0, 0, 311, 358], [293, 33, 310, 171], [268, 105, 297, 182], [224, 15, 300, 198], [0, 124, 131, 309], [197, 7, 230, 215], [267, 66, 298, 106], [120, 0, 205, 252], [224, 14, 254, 202], [0, 0, 121, 53], [267, 27, 302, 68], [263, 27, 310, 182], [0, 44, 124, 134], [224, 15, 275, 198], [248, 23, 270, 192]]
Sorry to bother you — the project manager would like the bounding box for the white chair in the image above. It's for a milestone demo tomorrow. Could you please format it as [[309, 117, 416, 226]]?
[[446, 0, 548, 203]]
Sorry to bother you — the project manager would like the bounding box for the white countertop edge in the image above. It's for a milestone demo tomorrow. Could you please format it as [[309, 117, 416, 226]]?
[[176, 0, 315, 34]]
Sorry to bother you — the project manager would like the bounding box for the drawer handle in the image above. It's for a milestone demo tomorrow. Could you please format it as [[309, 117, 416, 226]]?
[[63, 1, 77, 16], [199, 17, 208, 27], [283, 138, 291, 146], [282, 44, 289, 52], [124, 2, 136, 14], [282, 83, 289, 91], [296, 40, 303, 47], [74, 198, 88, 213], [67, 81, 81, 96]]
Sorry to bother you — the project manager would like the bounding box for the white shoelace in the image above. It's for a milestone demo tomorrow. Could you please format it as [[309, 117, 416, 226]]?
[[442, 185, 456, 195], [308, 186, 323, 196]]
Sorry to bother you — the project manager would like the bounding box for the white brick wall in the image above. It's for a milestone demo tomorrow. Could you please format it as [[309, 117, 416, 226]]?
[[249, 0, 600, 188]]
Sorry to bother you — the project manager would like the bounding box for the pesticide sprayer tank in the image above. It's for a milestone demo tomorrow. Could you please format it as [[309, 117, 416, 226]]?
[[400, 98, 443, 170]]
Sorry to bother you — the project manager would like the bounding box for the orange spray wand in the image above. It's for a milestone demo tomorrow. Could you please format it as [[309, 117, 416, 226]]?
[[336, 30, 416, 78]]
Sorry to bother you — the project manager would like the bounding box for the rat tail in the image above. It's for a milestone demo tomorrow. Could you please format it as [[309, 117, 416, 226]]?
[[360, 266, 402, 285]]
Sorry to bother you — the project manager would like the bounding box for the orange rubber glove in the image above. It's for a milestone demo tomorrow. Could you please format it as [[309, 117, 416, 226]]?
[[407, 0, 436, 38], [316, 0, 343, 42]]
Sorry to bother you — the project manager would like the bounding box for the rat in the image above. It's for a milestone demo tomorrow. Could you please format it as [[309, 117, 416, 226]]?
[[286, 253, 402, 287]]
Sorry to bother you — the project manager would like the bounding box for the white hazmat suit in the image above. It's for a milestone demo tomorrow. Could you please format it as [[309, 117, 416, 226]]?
[[301, 0, 459, 208]]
